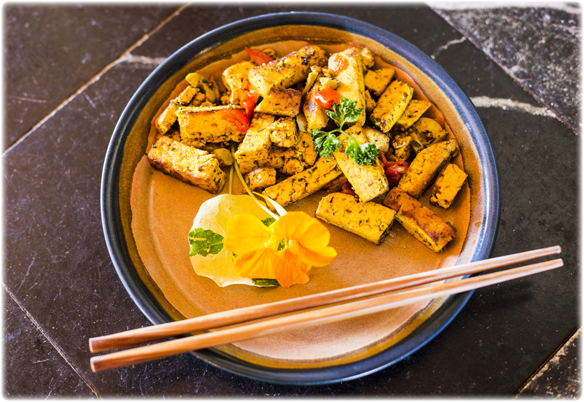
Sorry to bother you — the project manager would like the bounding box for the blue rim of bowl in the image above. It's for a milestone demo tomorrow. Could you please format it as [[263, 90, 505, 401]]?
[[101, 12, 501, 385]]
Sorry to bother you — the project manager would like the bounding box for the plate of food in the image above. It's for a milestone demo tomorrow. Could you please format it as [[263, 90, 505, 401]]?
[[101, 12, 500, 384]]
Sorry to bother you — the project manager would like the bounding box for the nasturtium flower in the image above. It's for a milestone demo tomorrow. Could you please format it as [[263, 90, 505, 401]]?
[[222, 211, 336, 288]]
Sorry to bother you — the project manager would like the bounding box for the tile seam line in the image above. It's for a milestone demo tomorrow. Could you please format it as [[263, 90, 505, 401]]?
[[513, 326, 581, 395], [3, 284, 100, 397], [429, 7, 579, 136], [3, 3, 190, 157]]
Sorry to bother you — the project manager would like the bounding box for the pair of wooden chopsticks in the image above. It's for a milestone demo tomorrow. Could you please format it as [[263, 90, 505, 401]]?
[[89, 246, 562, 372]]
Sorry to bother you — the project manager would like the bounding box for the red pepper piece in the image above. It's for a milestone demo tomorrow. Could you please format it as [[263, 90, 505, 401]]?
[[218, 109, 249, 134], [314, 87, 342, 111], [245, 47, 273, 65], [240, 90, 258, 120], [342, 182, 356, 196]]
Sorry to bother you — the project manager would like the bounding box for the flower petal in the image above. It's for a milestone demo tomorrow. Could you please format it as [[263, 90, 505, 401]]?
[[234, 247, 278, 279], [274, 248, 310, 288], [223, 214, 272, 256], [290, 239, 337, 267], [274, 211, 330, 249]]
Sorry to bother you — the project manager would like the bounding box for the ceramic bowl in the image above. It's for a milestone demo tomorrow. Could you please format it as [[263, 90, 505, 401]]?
[[101, 12, 500, 385]]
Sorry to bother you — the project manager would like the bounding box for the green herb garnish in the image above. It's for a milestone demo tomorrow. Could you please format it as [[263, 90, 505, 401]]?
[[252, 278, 280, 288], [311, 98, 380, 166], [188, 228, 224, 257]]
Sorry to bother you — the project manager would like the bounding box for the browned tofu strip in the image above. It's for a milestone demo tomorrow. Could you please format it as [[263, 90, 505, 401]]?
[[329, 48, 366, 126], [254, 88, 302, 117], [176, 105, 247, 144], [155, 86, 199, 135], [383, 187, 455, 252], [316, 193, 396, 244], [334, 129, 388, 203], [430, 163, 468, 208], [263, 157, 342, 207], [398, 139, 459, 198], [371, 80, 414, 133], [147, 136, 226, 194], [303, 83, 329, 131], [248, 45, 327, 97]]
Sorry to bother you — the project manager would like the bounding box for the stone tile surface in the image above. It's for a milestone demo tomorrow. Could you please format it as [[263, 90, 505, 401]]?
[[3, 290, 96, 398], [3, 4, 178, 150], [432, 4, 581, 132], [519, 328, 581, 397], [2, 3, 579, 397]]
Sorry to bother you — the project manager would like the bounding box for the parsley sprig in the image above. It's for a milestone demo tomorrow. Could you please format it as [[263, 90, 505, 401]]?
[[311, 98, 380, 166]]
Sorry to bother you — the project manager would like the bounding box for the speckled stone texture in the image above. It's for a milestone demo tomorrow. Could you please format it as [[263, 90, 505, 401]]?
[[3, 4, 177, 150], [432, 3, 581, 133], [2, 3, 580, 397]]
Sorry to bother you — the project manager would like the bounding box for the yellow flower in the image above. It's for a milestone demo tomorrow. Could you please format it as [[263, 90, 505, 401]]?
[[223, 211, 336, 287]]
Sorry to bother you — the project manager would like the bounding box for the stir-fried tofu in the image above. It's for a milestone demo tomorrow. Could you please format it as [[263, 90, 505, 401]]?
[[364, 90, 376, 114], [363, 126, 389, 153], [395, 99, 432, 130], [269, 117, 298, 148], [430, 163, 468, 208], [155, 86, 199, 135], [316, 193, 396, 244], [329, 48, 366, 125], [245, 167, 277, 191], [147, 136, 226, 194], [177, 105, 248, 144], [333, 130, 388, 203], [303, 83, 329, 131], [364, 68, 395, 97], [360, 47, 375, 70], [254, 88, 302, 117], [383, 188, 456, 252], [263, 156, 342, 207], [248, 45, 327, 97], [371, 80, 414, 133], [295, 130, 318, 166], [398, 139, 459, 198], [222, 61, 256, 104], [234, 113, 275, 164], [392, 132, 414, 161]]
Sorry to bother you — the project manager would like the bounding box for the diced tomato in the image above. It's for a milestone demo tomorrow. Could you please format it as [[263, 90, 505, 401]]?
[[342, 182, 356, 196], [245, 47, 273, 65], [383, 160, 409, 185], [218, 109, 249, 134], [314, 87, 342, 111], [330, 54, 348, 73], [240, 90, 258, 120]]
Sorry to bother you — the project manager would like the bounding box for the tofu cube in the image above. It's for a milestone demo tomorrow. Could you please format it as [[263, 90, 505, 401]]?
[[383, 188, 456, 252], [222, 61, 256, 104], [395, 99, 432, 130], [155, 85, 199, 135], [316, 193, 396, 244], [398, 139, 459, 198], [269, 117, 298, 148], [430, 163, 468, 208], [147, 136, 226, 194], [254, 88, 302, 117], [248, 45, 327, 97], [364, 68, 395, 97], [329, 48, 366, 125], [263, 157, 342, 207], [245, 168, 277, 191], [177, 105, 248, 144], [371, 80, 414, 133], [295, 130, 318, 166], [333, 129, 389, 203], [234, 113, 275, 164]]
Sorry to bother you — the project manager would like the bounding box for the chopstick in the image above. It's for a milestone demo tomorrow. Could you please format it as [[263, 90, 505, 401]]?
[[89, 246, 561, 353], [89, 247, 562, 372]]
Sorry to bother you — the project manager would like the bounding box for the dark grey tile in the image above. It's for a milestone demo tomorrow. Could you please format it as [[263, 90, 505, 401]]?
[[3, 289, 96, 398], [2, 3, 579, 397], [518, 328, 581, 397], [432, 4, 581, 133], [3, 4, 179, 150]]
